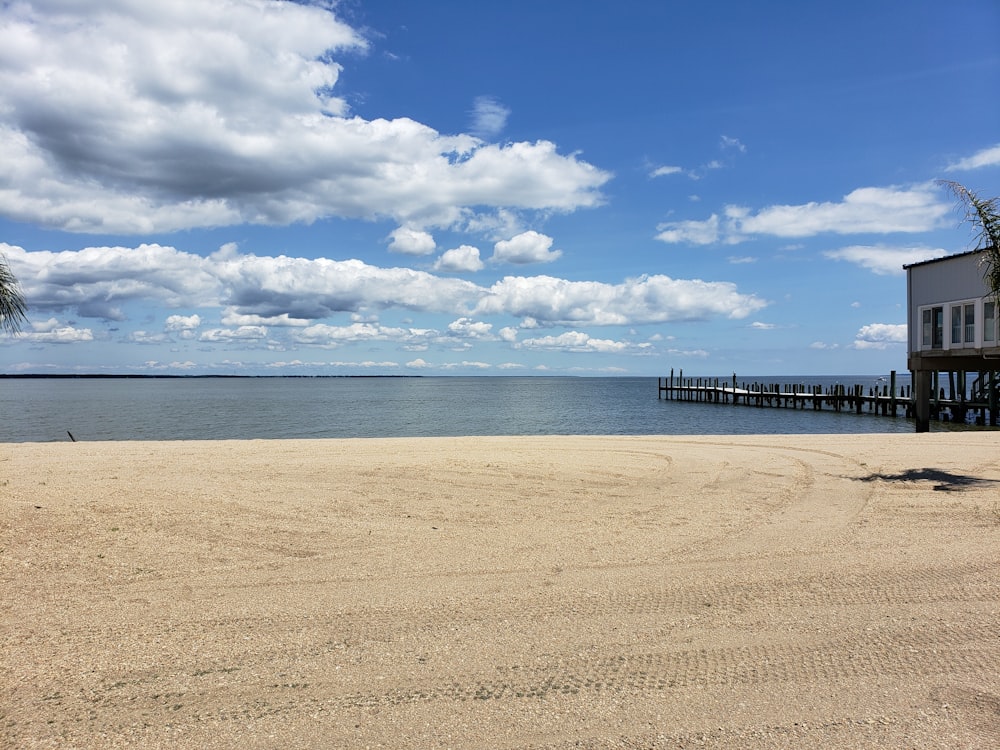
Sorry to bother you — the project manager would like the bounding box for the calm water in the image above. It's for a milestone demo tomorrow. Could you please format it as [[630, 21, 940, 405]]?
[[0, 376, 930, 442]]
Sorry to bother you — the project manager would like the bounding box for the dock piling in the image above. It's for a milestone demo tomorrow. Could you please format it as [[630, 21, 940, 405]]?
[[656, 370, 994, 426]]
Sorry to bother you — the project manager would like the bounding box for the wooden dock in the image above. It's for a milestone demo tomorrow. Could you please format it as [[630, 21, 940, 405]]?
[[658, 370, 999, 426]]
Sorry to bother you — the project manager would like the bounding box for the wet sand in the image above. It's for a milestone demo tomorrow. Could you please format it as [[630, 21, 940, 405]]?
[[2, 434, 998, 748]]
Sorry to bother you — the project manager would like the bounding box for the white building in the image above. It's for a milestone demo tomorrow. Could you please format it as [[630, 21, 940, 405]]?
[[905, 248, 999, 431]]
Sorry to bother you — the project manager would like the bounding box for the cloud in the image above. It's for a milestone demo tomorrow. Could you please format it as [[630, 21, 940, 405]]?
[[199, 326, 268, 343], [750, 321, 775, 330], [137, 359, 197, 372], [491, 231, 563, 264], [6, 241, 767, 339], [210, 252, 482, 320], [475, 274, 767, 325], [290, 322, 434, 349], [447, 318, 493, 339], [15, 323, 94, 344], [128, 330, 172, 345], [3, 242, 219, 320], [440, 360, 492, 370], [946, 144, 1000, 172], [29, 317, 61, 333], [737, 185, 949, 238], [853, 323, 907, 349], [824, 245, 949, 275], [470, 96, 510, 139], [498, 326, 519, 343], [0, 2, 610, 234], [389, 227, 437, 255], [433, 245, 484, 273], [220, 311, 309, 327], [517, 331, 651, 354], [665, 348, 709, 358], [655, 214, 721, 245], [656, 184, 951, 245], [165, 314, 201, 331], [650, 165, 683, 178], [720, 135, 746, 153]]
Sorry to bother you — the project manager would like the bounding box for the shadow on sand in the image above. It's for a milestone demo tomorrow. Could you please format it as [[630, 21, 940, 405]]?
[[857, 467, 1000, 492]]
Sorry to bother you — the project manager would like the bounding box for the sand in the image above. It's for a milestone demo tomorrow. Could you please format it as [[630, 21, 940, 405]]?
[[2, 434, 998, 749]]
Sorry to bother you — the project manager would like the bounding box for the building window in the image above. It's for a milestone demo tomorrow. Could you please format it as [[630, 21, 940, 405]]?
[[922, 306, 944, 348], [951, 305, 963, 345], [964, 303, 975, 343], [986, 300, 997, 343]]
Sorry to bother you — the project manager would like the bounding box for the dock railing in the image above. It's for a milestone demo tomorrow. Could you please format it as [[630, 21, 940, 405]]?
[[658, 369, 998, 425], [657, 370, 916, 417]]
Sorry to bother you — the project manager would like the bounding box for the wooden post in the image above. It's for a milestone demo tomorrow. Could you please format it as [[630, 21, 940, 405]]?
[[959, 370, 968, 422], [914, 369, 931, 432], [988, 371, 998, 427]]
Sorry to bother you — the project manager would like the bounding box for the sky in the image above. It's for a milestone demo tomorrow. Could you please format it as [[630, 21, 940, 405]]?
[[1, 0, 998, 377]]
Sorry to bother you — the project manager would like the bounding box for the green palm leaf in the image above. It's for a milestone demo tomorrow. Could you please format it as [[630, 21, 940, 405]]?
[[0, 254, 28, 336]]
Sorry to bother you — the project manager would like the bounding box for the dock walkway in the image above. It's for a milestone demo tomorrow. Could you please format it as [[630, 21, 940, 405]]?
[[658, 370, 998, 425]]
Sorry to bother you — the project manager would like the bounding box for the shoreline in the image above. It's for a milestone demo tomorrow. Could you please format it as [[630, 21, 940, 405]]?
[[4, 434, 998, 748]]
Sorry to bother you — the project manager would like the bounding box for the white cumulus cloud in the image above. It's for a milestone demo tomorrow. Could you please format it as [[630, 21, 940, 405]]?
[[491, 231, 562, 264], [16, 324, 94, 344], [946, 143, 1000, 172], [3, 242, 219, 320], [434, 245, 484, 273], [199, 326, 268, 343], [447, 318, 493, 339], [4, 241, 769, 349], [656, 184, 952, 245], [291, 322, 433, 349], [517, 331, 650, 354], [0, 1, 610, 234], [389, 228, 437, 256], [655, 214, 720, 245], [853, 323, 907, 349], [165, 314, 201, 331], [475, 274, 767, 325], [824, 245, 949, 276]]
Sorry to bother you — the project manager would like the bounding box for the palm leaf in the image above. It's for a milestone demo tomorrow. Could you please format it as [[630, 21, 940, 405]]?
[[0, 253, 28, 335], [939, 180, 1000, 305]]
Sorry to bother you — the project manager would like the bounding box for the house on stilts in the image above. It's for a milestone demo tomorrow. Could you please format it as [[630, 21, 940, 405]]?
[[905, 247, 1000, 431]]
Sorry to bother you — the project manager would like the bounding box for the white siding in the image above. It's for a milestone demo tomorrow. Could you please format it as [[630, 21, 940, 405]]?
[[907, 252, 988, 354]]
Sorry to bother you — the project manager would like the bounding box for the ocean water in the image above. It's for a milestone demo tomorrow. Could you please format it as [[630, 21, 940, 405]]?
[[0, 375, 932, 442]]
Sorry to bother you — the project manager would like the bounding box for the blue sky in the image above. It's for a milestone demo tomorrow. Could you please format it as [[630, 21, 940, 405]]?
[[1, 0, 998, 376]]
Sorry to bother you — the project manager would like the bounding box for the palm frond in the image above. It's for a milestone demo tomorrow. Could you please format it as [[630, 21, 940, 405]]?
[[0, 253, 28, 336], [938, 180, 1000, 305]]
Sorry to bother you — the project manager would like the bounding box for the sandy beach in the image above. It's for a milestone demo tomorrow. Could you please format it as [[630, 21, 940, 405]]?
[[2, 434, 998, 748]]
